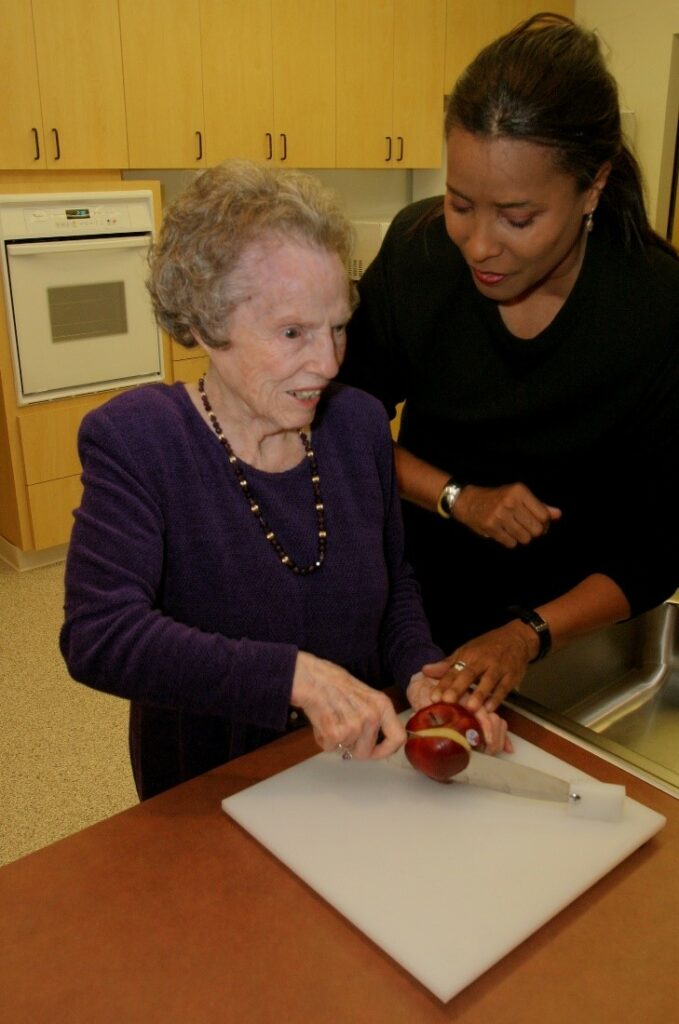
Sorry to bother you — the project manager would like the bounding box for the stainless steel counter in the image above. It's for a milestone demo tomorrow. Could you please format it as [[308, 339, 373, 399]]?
[[508, 602, 679, 793]]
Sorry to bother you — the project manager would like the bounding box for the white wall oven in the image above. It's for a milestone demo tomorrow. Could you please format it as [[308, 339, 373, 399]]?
[[0, 191, 163, 405]]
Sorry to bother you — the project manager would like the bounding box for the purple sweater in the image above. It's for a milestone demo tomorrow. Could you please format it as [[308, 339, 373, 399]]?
[[60, 382, 442, 794]]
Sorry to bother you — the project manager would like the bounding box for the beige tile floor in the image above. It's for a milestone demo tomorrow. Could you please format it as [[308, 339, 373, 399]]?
[[0, 558, 137, 866]]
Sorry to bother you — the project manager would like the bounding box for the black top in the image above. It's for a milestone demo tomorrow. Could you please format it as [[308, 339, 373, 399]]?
[[342, 198, 679, 648]]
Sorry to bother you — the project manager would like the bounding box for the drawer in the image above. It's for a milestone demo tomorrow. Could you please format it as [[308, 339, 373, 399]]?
[[17, 391, 120, 485], [172, 354, 209, 383], [27, 475, 83, 549]]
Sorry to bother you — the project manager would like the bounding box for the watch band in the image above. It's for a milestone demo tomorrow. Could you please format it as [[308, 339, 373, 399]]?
[[436, 477, 464, 519], [508, 605, 552, 661]]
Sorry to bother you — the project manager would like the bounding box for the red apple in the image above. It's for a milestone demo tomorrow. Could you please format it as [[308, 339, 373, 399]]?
[[405, 702, 485, 783]]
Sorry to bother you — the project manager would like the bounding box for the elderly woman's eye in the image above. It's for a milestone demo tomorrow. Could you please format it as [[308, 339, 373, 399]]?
[[283, 327, 302, 340]]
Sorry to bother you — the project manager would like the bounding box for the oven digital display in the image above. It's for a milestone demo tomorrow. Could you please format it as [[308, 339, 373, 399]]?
[[65, 208, 91, 219]]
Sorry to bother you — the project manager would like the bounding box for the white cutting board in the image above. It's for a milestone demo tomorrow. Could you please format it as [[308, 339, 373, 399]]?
[[222, 730, 665, 1002]]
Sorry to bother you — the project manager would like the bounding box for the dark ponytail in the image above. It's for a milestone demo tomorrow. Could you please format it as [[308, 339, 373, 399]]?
[[445, 13, 676, 258]]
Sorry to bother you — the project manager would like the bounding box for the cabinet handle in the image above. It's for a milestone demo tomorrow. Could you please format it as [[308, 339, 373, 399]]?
[[51, 128, 60, 161], [280, 133, 287, 161], [397, 136, 404, 162], [32, 128, 40, 161], [195, 131, 203, 161], [266, 133, 273, 160], [385, 136, 392, 162]]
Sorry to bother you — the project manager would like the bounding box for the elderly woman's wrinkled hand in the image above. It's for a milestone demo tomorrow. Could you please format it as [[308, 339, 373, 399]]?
[[406, 672, 512, 755], [291, 651, 406, 760]]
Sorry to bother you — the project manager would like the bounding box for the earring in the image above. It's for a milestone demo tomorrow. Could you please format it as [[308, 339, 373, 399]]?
[[585, 211, 594, 233]]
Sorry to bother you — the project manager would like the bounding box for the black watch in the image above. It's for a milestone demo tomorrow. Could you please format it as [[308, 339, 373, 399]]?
[[508, 605, 552, 661]]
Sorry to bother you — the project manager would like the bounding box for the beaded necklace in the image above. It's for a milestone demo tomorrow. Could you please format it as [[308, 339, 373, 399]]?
[[198, 374, 327, 576]]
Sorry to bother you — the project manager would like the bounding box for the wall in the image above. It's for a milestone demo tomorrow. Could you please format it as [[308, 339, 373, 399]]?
[[124, 167, 414, 222], [575, 0, 679, 233]]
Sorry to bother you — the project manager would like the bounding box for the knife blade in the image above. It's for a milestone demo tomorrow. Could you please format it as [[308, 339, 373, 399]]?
[[457, 753, 626, 820], [389, 747, 626, 820], [457, 751, 573, 803]]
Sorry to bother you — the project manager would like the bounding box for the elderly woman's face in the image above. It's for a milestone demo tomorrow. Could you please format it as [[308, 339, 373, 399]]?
[[203, 239, 351, 434], [444, 126, 605, 304]]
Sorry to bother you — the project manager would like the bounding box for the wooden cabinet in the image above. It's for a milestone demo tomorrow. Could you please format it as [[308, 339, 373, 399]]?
[[32, 0, 129, 169], [0, 1, 44, 169], [15, 347, 210, 548], [119, 0, 206, 169], [200, 0, 274, 163], [170, 339, 209, 384], [16, 391, 122, 550], [336, 0, 445, 168], [270, 0, 335, 167], [172, 354, 210, 384], [0, 0, 577, 176], [201, 0, 335, 167], [0, 0, 128, 170], [444, 0, 574, 89], [392, 1, 447, 168], [120, 0, 334, 170]]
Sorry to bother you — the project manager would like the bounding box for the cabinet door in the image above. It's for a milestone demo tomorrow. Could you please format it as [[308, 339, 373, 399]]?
[[444, 0, 574, 89], [392, 0, 445, 168], [0, 0, 45, 168], [28, 477, 83, 549], [201, 0, 274, 163], [336, 0, 394, 168], [271, 0, 335, 167], [32, 0, 128, 169], [120, 0, 206, 169]]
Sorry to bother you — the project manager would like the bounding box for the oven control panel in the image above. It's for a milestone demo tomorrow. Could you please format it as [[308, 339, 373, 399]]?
[[23, 204, 129, 233], [0, 191, 155, 240]]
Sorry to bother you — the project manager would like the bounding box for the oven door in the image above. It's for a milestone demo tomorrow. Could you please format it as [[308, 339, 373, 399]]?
[[5, 234, 163, 404]]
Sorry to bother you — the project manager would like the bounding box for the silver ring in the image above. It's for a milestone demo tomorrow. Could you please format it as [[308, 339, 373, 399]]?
[[452, 660, 467, 672], [336, 743, 353, 761]]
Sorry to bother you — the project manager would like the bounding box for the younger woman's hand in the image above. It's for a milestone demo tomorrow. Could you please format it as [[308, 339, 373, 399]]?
[[454, 482, 561, 548], [406, 672, 512, 754], [420, 619, 538, 713]]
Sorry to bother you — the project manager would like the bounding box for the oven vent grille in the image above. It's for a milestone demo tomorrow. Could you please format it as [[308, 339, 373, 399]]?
[[348, 220, 391, 280]]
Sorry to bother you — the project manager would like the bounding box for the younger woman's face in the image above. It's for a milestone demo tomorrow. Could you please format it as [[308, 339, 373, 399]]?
[[444, 126, 606, 304]]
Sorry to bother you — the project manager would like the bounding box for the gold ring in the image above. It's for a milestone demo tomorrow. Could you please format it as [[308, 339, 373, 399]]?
[[452, 660, 467, 672]]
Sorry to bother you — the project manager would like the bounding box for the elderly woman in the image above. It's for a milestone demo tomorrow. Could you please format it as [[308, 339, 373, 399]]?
[[60, 161, 507, 799]]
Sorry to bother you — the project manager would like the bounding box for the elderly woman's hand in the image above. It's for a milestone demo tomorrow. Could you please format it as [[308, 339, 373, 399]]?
[[406, 671, 512, 755], [291, 652, 406, 759], [454, 483, 561, 548], [418, 620, 537, 715]]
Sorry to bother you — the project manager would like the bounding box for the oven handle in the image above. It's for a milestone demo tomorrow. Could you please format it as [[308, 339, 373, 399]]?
[[7, 236, 151, 257]]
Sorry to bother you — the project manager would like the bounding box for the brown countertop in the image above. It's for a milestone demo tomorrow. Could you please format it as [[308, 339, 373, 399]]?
[[1, 709, 678, 1023]]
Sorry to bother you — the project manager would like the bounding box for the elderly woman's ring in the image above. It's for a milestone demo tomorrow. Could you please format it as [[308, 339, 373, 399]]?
[[336, 743, 353, 761], [452, 660, 467, 672]]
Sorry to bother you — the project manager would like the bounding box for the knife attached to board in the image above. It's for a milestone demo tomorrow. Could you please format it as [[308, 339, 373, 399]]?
[[389, 714, 625, 822], [392, 703, 626, 822], [453, 750, 625, 820]]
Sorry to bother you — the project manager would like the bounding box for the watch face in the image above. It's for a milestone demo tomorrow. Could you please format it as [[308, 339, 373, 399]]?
[[442, 484, 459, 515]]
